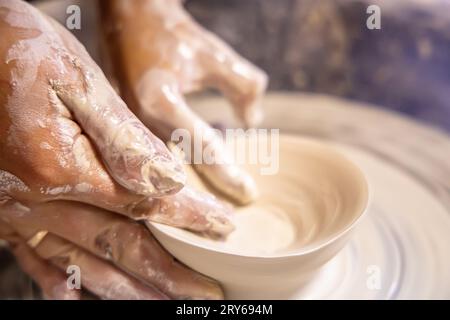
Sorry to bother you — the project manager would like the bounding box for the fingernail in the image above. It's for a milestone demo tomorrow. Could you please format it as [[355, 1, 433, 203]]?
[[206, 212, 235, 237]]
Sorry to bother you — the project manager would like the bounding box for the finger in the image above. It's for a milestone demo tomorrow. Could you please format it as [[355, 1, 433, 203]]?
[[12, 241, 81, 300], [2, 163, 234, 238], [199, 33, 268, 128], [30, 133, 234, 229], [143, 186, 235, 237], [42, 158, 235, 235], [5, 201, 224, 299], [135, 70, 258, 204], [0, 220, 79, 300], [48, 18, 185, 197], [4, 217, 168, 300], [32, 233, 168, 300]]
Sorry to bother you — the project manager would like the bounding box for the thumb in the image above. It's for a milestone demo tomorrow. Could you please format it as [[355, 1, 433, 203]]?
[[51, 72, 186, 197], [49, 17, 185, 197]]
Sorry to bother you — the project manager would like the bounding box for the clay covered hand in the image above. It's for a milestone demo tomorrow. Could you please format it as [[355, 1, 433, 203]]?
[[0, 0, 232, 299], [99, 0, 268, 204]]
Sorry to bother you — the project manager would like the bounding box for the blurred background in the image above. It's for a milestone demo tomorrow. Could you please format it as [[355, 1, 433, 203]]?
[[1, 0, 450, 299], [187, 0, 450, 132]]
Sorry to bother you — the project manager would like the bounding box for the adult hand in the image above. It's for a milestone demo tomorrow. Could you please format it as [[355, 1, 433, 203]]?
[[99, 0, 268, 204], [0, 0, 232, 299]]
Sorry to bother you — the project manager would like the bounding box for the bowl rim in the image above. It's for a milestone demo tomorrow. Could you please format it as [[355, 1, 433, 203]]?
[[147, 134, 370, 260]]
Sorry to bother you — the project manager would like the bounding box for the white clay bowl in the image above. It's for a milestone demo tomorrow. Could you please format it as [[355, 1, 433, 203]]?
[[147, 134, 369, 299]]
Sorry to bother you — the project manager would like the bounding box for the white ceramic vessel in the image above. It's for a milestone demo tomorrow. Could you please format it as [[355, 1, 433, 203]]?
[[147, 135, 369, 299]]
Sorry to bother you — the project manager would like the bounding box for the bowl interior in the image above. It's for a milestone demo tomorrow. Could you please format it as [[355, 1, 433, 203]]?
[[149, 134, 368, 257]]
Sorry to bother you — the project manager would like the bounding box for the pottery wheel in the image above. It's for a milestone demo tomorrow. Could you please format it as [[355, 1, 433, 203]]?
[[189, 93, 450, 299], [1, 93, 448, 299]]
